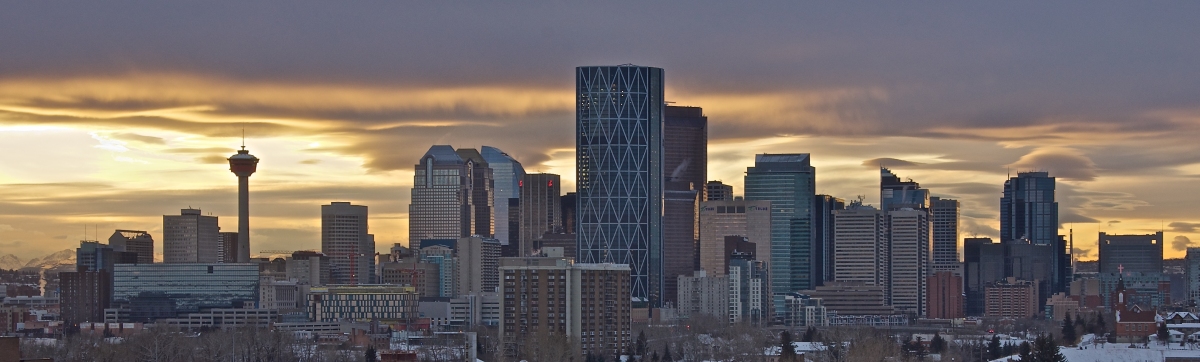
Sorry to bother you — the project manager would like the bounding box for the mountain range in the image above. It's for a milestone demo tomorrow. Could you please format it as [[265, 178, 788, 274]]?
[[0, 249, 76, 271]]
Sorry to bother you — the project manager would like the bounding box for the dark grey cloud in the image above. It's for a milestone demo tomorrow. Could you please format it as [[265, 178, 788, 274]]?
[[1173, 235, 1194, 252], [862, 158, 919, 168], [1171, 222, 1200, 233], [1007, 148, 1098, 181]]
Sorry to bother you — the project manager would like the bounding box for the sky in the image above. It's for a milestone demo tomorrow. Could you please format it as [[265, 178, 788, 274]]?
[[1, 2, 1198, 260]]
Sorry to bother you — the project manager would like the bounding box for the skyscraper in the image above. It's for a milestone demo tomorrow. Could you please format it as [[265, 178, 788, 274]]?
[[455, 148, 495, 238], [560, 192, 577, 234], [1000, 171, 1058, 245], [744, 153, 815, 314], [481, 146, 525, 249], [322, 202, 374, 285], [812, 195, 845, 284], [108, 230, 154, 264], [410, 145, 476, 243], [163, 208, 219, 263], [929, 197, 960, 274], [1187, 247, 1200, 308], [706, 181, 734, 202], [664, 105, 708, 201], [1098, 232, 1164, 274], [218, 231, 238, 263], [519, 173, 561, 255], [880, 167, 929, 211], [227, 145, 259, 263], [698, 199, 771, 276], [576, 65, 664, 304], [833, 205, 887, 290], [887, 208, 931, 316], [663, 181, 698, 305], [662, 105, 707, 305]]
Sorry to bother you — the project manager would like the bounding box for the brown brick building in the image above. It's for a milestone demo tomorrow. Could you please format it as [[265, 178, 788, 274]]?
[[984, 277, 1039, 319], [500, 257, 630, 359], [926, 271, 963, 319]]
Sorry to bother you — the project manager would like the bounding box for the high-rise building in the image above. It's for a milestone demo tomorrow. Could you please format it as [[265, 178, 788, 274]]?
[[663, 181, 698, 305], [833, 205, 887, 292], [576, 65, 665, 305], [76, 240, 135, 272], [706, 181, 733, 202], [1187, 248, 1200, 308], [560, 192, 577, 234], [108, 230, 154, 264], [456, 148, 495, 238], [880, 167, 929, 211], [218, 231, 238, 263], [519, 173, 562, 255], [744, 154, 816, 314], [500, 257, 631, 358], [664, 105, 708, 201], [59, 270, 111, 326], [676, 270, 728, 321], [963, 237, 1059, 316], [454, 236, 502, 296], [482, 146, 525, 249], [285, 250, 330, 286], [410, 145, 476, 243], [929, 197, 960, 274], [505, 198, 522, 257], [887, 208, 931, 316], [1098, 232, 1164, 275], [163, 208, 220, 263], [984, 277, 1039, 319], [321, 202, 374, 285], [698, 199, 771, 276], [926, 271, 964, 319], [227, 145, 259, 264], [1000, 172, 1058, 245], [812, 195, 845, 284], [729, 252, 772, 326]]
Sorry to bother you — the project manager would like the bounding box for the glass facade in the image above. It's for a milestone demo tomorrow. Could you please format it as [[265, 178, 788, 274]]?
[[482, 146, 526, 249], [576, 65, 664, 304], [112, 263, 259, 314], [744, 154, 815, 317], [1000, 171, 1058, 245]]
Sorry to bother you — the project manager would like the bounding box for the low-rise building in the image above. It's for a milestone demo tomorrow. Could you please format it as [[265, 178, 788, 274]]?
[[307, 285, 419, 322]]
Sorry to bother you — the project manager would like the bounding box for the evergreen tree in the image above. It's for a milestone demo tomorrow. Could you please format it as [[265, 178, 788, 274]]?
[[1018, 341, 1033, 361], [1062, 313, 1077, 345], [1158, 322, 1170, 345], [637, 330, 648, 356], [1033, 334, 1067, 362], [1095, 313, 1107, 334], [802, 326, 818, 342], [929, 332, 946, 353], [779, 330, 798, 362], [650, 351, 660, 362], [365, 345, 377, 362], [662, 345, 674, 362], [988, 335, 1002, 360], [1002, 342, 1014, 356]]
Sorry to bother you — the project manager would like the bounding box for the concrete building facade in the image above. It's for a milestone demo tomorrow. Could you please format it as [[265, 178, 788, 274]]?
[[163, 208, 220, 263], [321, 202, 374, 285], [699, 199, 771, 277]]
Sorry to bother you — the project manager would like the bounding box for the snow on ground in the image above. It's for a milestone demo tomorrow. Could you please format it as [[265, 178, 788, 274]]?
[[990, 341, 1200, 362]]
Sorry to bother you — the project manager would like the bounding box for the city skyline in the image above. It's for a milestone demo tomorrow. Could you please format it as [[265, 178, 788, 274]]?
[[3, 2, 1200, 260]]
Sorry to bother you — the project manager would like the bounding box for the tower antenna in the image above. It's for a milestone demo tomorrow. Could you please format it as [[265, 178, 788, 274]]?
[[241, 127, 246, 150]]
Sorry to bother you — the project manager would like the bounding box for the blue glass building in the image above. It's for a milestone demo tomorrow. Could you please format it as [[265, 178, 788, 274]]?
[[481, 146, 525, 251], [576, 65, 664, 305], [1000, 171, 1058, 245], [112, 263, 259, 316], [744, 154, 815, 317]]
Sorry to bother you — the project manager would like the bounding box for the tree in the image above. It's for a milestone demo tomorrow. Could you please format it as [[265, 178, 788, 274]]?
[[365, 345, 378, 362], [988, 335, 1002, 360], [802, 327, 818, 342], [929, 332, 946, 354], [1158, 322, 1170, 345], [637, 330, 648, 356], [779, 331, 797, 362], [649, 351, 659, 362], [1094, 313, 1107, 334], [1033, 334, 1067, 362], [662, 344, 674, 362], [1062, 313, 1077, 345], [1018, 341, 1033, 361]]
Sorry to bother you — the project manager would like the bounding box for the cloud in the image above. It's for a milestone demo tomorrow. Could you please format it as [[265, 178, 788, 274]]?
[[196, 155, 229, 164], [1170, 222, 1200, 233], [299, 159, 321, 165], [1173, 235, 1195, 251], [0, 224, 13, 231], [862, 157, 920, 168], [1107, 220, 1121, 227], [110, 132, 165, 145], [1006, 147, 1098, 181], [1073, 246, 1096, 259]]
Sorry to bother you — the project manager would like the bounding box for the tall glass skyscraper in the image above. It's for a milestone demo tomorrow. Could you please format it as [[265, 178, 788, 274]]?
[[1000, 171, 1058, 245], [481, 146, 525, 250], [880, 167, 929, 211], [744, 154, 815, 316], [576, 65, 664, 305]]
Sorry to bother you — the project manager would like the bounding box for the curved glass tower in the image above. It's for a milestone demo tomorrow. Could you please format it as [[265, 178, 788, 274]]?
[[576, 65, 664, 305]]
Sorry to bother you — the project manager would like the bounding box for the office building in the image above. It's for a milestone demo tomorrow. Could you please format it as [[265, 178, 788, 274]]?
[[505, 198, 522, 257], [321, 202, 374, 285], [1098, 232, 1164, 275], [929, 197, 960, 274], [286, 250, 331, 286], [455, 236, 502, 296], [482, 146, 525, 249], [163, 208, 220, 263], [381, 261, 440, 298], [534, 232, 577, 261], [307, 285, 419, 322], [706, 181, 733, 202], [1098, 272, 1170, 310], [984, 277, 1039, 319], [218, 231, 238, 263], [782, 294, 829, 327], [456, 148, 495, 238], [812, 195, 845, 284], [663, 180, 698, 305], [499, 257, 631, 358], [664, 105, 708, 201], [560, 192, 577, 234], [410, 145, 476, 243], [77, 240, 136, 272], [926, 271, 963, 319], [887, 208, 930, 316], [833, 205, 887, 290], [1046, 293, 1080, 321], [1188, 248, 1200, 308], [519, 173, 562, 255], [798, 282, 895, 316], [744, 153, 816, 314], [417, 242, 458, 297], [576, 64, 664, 305], [963, 238, 1059, 316], [59, 270, 111, 326], [108, 230, 154, 264], [112, 263, 259, 317], [880, 167, 929, 211], [1001, 172, 1058, 245], [698, 199, 771, 276], [676, 271, 728, 321], [227, 145, 259, 263]]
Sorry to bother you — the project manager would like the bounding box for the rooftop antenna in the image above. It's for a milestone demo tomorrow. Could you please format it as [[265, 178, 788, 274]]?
[[241, 127, 246, 150]]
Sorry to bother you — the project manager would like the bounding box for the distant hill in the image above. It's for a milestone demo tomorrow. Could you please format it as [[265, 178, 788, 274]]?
[[0, 249, 76, 272]]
